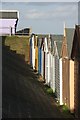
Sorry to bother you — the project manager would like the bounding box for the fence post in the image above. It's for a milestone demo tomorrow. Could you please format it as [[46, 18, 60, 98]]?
[[10, 26, 12, 36]]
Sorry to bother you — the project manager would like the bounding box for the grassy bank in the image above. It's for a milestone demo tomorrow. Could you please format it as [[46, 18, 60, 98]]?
[[3, 35, 30, 62]]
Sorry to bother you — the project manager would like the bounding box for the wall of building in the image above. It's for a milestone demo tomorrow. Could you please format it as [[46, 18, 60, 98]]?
[[0, 19, 17, 35], [59, 58, 63, 105], [74, 60, 80, 118], [53, 56, 56, 93], [69, 60, 74, 113], [62, 58, 70, 108], [32, 36, 35, 70], [38, 47, 42, 74], [35, 46, 38, 71], [50, 54, 53, 89], [41, 49, 44, 78]]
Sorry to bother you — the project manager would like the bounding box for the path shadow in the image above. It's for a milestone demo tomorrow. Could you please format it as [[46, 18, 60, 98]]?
[[2, 36, 75, 119], [2, 37, 40, 118]]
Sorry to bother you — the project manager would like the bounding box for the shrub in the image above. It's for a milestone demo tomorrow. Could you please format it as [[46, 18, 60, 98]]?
[[62, 105, 69, 113], [46, 88, 53, 95]]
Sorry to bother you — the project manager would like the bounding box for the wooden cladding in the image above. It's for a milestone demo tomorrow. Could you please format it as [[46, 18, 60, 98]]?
[[62, 58, 70, 108], [74, 60, 80, 118]]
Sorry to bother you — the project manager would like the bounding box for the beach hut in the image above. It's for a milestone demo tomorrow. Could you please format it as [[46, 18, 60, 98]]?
[[30, 35, 32, 65], [39, 34, 52, 85], [38, 37, 42, 75], [61, 27, 75, 112], [71, 25, 80, 117], [50, 35, 63, 105], [40, 34, 48, 81], [34, 35, 38, 72], [49, 37, 55, 92], [30, 34, 35, 70], [45, 35, 52, 86], [44, 36, 49, 84], [41, 37, 45, 80]]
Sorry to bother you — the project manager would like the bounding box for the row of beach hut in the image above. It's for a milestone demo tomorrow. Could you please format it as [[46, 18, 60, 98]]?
[[28, 25, 80, 118]]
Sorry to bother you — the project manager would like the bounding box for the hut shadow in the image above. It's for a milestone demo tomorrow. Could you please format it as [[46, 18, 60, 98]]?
[[2, 36, 39, 77], [2, 36, 41, 118]]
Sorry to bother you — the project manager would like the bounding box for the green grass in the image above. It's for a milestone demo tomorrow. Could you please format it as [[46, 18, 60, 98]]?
[[44, 85, 53, 96], [62, 104, 69, 113], [46, 88, 53, 94]]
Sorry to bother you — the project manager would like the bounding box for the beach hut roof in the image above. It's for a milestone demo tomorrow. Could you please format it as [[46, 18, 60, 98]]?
[[50, 34, 63, 57], [65, 28, 75, 58]]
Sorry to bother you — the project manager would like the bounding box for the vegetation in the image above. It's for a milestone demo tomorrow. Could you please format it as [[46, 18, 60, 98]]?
[[3, 35, 30, 62], [44, 85, 53, 96], [46, 87, 53, 94], [62, 104, 69, 113]]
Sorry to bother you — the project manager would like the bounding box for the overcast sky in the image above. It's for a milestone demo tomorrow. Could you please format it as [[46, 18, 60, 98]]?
[[1, 2, 78, 34]]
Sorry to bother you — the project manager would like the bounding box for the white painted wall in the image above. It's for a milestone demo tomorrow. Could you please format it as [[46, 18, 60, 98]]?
[[41, 49, 44, 78], [50, 54, 53, 89], [44, 37, 48, 83], [0, 19, 17, 35], [59, 58, 63, 105], [47, 52, 50, 86], [45, 52, 47, 81], [32, 35, 35, 70], [52, 56, 55, 93], [45, 52, 48, 84], [70, 60, 74, 113]]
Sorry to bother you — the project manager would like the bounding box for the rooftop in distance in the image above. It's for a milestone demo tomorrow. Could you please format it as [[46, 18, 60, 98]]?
[[0, 10, 19, 19]]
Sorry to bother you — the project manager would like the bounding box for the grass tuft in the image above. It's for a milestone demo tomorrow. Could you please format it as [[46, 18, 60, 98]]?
[[62, 105, 69, 113]]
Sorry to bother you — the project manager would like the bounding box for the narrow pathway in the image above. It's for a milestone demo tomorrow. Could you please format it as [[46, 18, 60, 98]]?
[[2, 45, 74, 118]]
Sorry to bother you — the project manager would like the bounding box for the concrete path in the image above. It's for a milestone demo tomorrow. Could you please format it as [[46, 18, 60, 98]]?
[[2, 45, 74, 119]]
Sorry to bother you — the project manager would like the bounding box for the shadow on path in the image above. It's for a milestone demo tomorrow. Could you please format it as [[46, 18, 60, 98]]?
[[2, 38, 74, 119]]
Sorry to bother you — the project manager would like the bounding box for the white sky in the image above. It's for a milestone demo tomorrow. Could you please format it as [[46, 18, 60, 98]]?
[[0, 2, 78, 34], [0, 0, 79, 2]]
